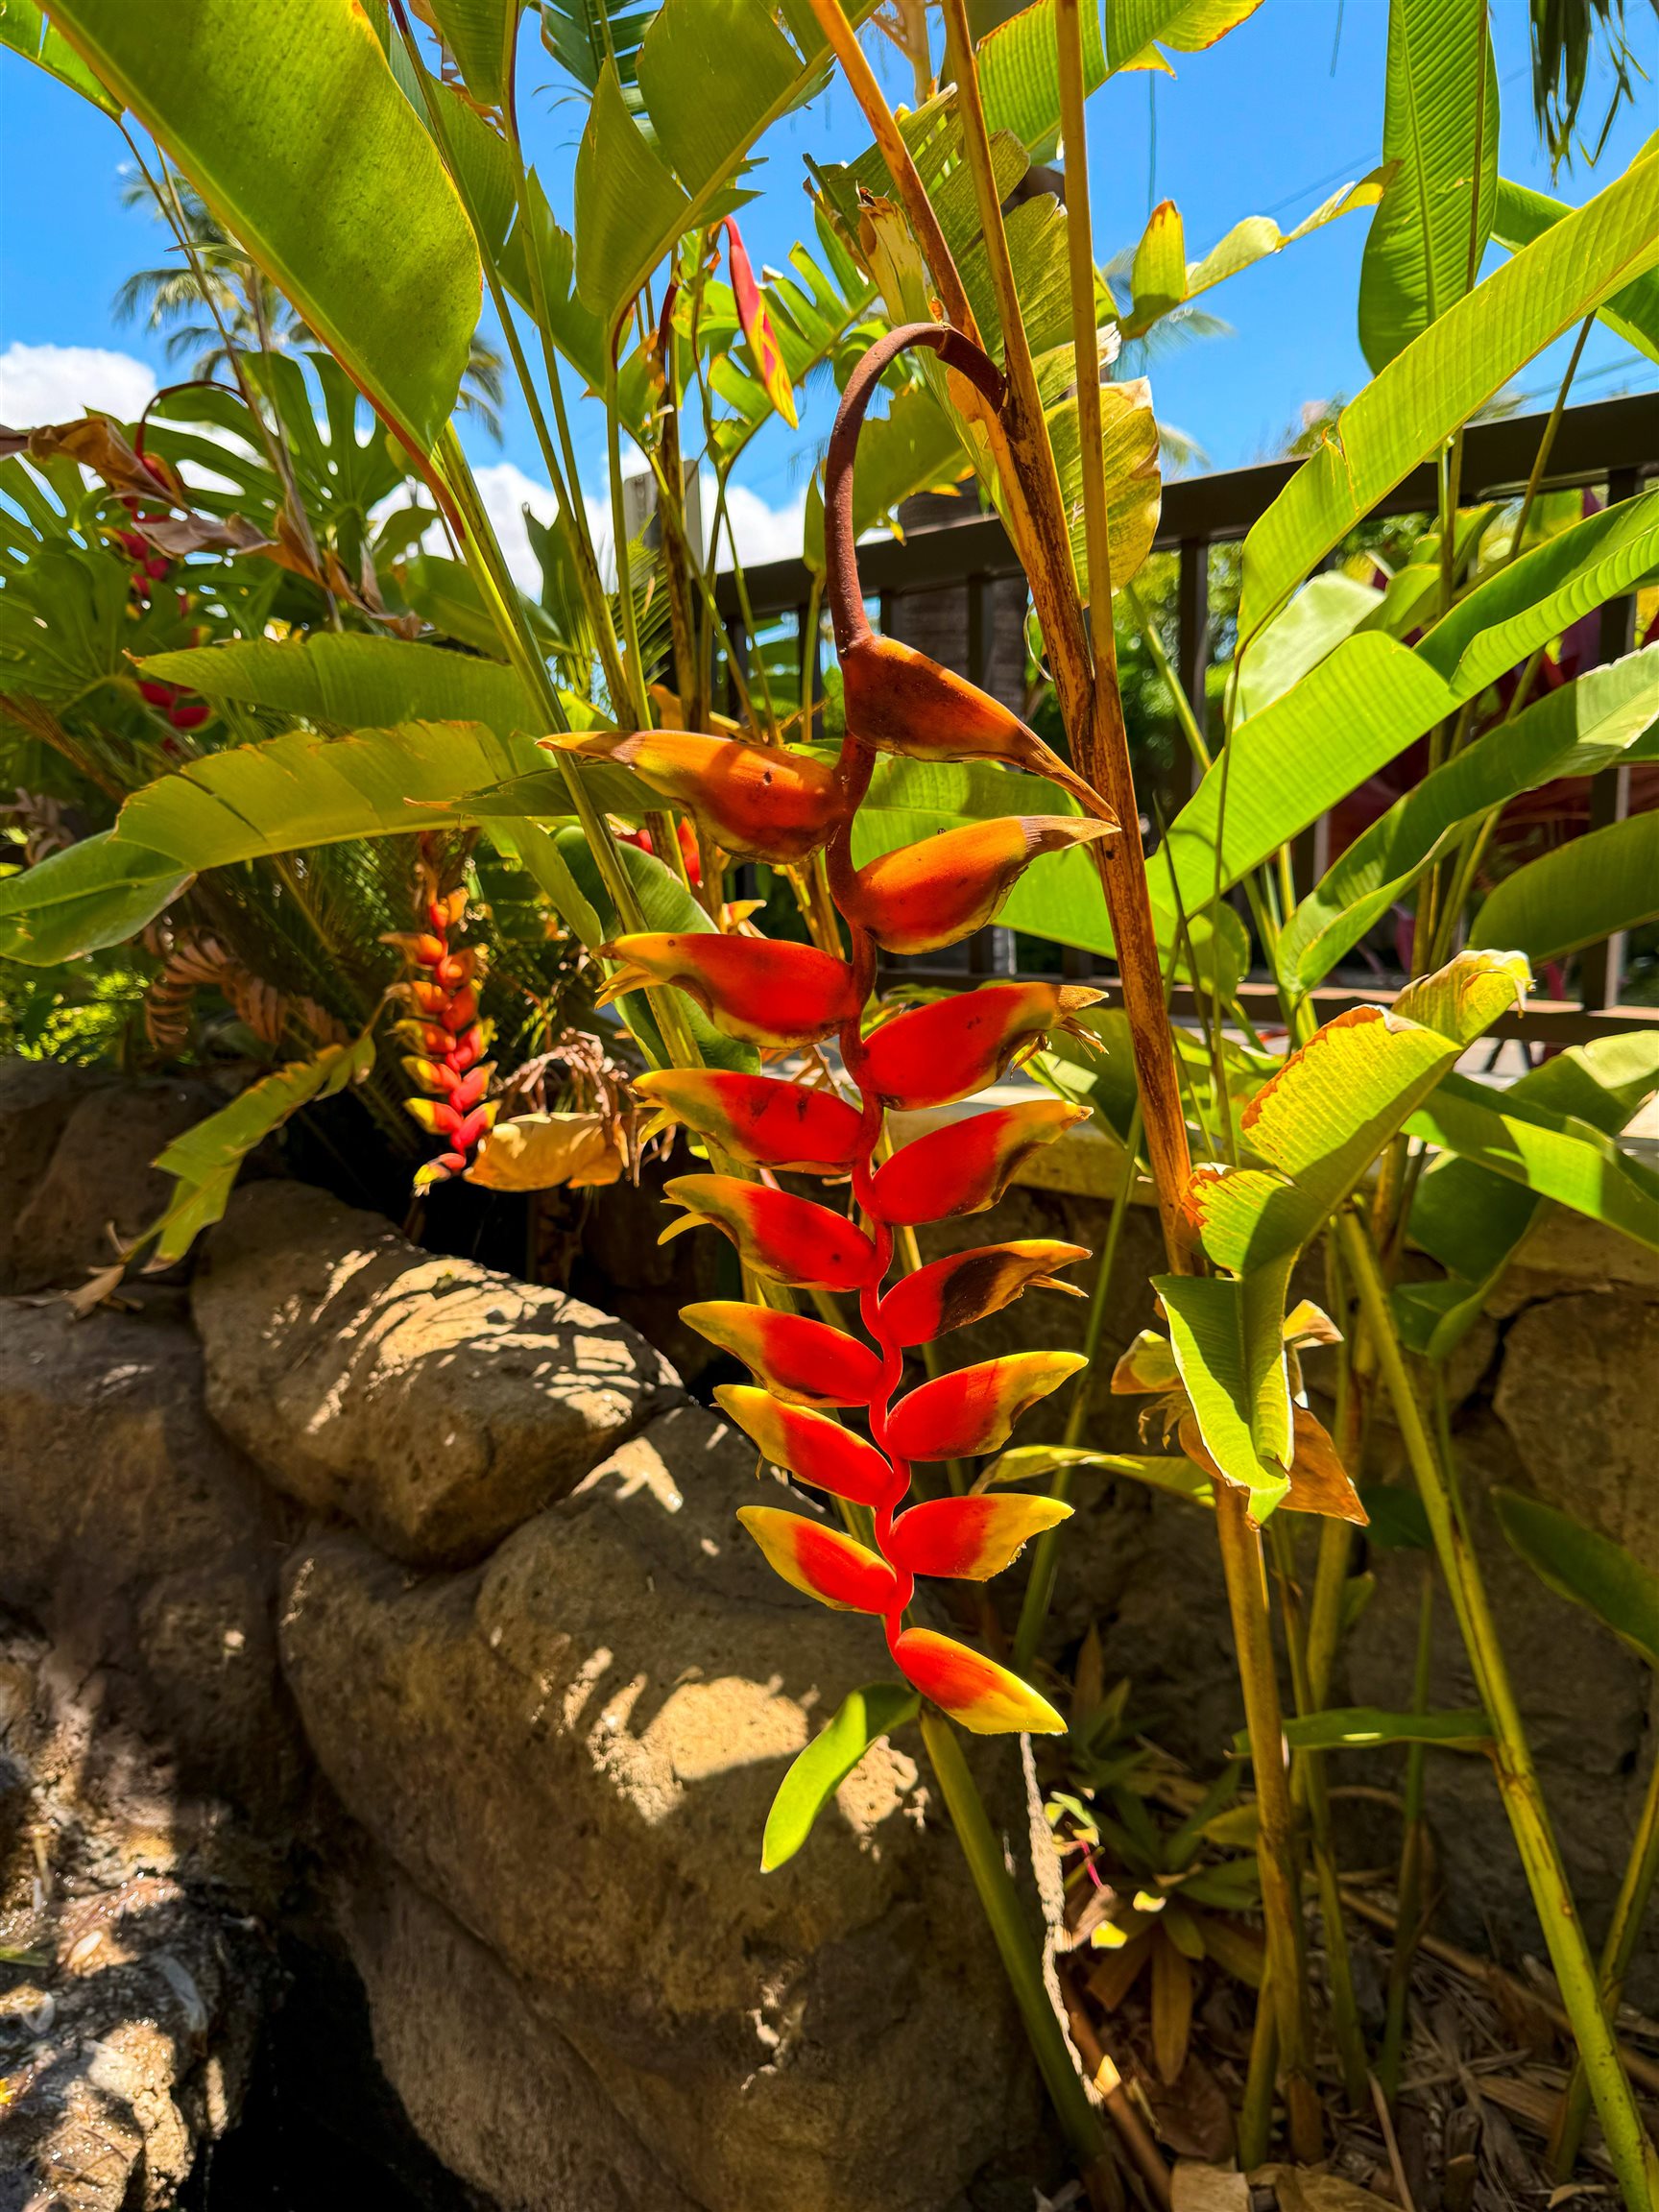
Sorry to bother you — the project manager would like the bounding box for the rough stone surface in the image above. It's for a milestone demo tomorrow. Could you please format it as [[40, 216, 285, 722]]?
[[338, 1849, 704, 2212], [194, 1181, 684, 1568], [279, 1403, 1043, 2212], [0, 1059, 102, 1293], [5, 1076, 223, 1295], [0, 1617, 273, 2210], [0, 1295, 300, 1821]]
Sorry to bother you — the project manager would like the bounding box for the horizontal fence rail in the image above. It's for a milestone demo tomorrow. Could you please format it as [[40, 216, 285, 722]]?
[[714, 394, 1658, 1046]]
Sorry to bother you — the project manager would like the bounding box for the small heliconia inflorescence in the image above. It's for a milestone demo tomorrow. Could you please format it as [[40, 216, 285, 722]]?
[[570, 325, 1123, 1733], [386, 849, 497, 1192]]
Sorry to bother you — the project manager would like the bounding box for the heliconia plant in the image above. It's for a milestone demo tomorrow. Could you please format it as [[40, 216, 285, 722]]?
[[385, 842, 497, 1191], [596, 321, 1118, 1736]]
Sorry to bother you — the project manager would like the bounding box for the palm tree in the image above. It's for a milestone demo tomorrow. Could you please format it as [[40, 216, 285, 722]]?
[[113, 167, 506, 438]]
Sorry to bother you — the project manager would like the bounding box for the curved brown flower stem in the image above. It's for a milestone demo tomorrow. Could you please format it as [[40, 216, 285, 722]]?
[[1060, 1968, 1174, 2208], [942, 0, 1190, 1264]]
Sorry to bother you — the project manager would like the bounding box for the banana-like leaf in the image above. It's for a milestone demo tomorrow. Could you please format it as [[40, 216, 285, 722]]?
[[426, 0, 521, 108], [1407, 1070, 1659, 1256], [572, 0, 877, 331], [541, 0, 659, 101], [1238, 145, 1659, 640], [760, 1681, 920, 1872], [1493, 176, 1659, 365], [1273, 1707, 1493, 1754], [1166, 491, 1659, 926], [1417, 487, 1659, 697], [48, 0, 478, 458], [1282, 643, 1659, 992], [0, 0, 117, 108], [1399, 1031, 1659, 1357], [147, 1031, 376, 1266], [0, 720, 598, 964], [1494, 1490, 1659, 1668], [1470, 810, 1659, 966], [1358, 0, 1499, 373], [1120, 172, 1390, 343], [1155, 1268, 1294, 1508], [981, 1443, 1214, 1507], [1234, 571, 1382, 723]]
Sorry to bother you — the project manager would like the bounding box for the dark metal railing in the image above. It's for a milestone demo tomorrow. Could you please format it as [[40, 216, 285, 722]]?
[[714, 394, 1658, 1043]]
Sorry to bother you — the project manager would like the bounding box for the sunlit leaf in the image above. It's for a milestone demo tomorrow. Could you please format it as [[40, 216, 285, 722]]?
[[760, 1681, 920, 1872]]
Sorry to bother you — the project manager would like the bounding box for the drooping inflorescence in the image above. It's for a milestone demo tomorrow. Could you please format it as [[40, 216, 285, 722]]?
[[554, 325, 1120, 1732], [386, 843, 498, 1192]]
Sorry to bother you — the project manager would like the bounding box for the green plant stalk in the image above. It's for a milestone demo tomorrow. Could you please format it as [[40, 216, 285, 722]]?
[[1339, 1207, 1659, 2209], [1550, 1728, 1659, 2176], [1012, 1099, 1144, 1671], [605, 355, 653, 731], [1271, 1517, 1369, 2109], [1379, 1567, 1434, 2098], [432, 427, 703, 1073], [919, 1709, 1121, 2203], [1238, 1966, 1278, 2170], [1215, 1481, 1324, 2163]]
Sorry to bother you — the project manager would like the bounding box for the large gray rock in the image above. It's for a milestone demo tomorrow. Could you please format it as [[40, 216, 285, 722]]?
[[0, 1295, 299, 1821], [4, 1074, 222, 1294], [338, 1849, 703, 2212], [194, 1182, 684, 1568], [280, 1403, 1043, 2212]]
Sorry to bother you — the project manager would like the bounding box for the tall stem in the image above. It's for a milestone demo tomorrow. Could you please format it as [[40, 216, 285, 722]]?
[[1379, 1567, 1434, 2098], [1340, 1209, 1659, 2210], [1549, 1699, 1659, 2177], [1012, 1100, 1143, 1671], [921, 1711, 1119, 2202]]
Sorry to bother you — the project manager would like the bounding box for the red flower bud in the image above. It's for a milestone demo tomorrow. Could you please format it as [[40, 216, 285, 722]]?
[[546, 731, 847, 865], [660, 1174, 878, 1291], [876, 1240, 1090, 1347], [715, 1384, 895, 1505], [736, 1506, 896, 1612], [886, 1351, 1086, 1461], [840, 817, 1115, 955], [600, 933, 862, 1048], [858, 982, 1107, 1109], [891, 1627, 1066, 1734], [887, 1494, 1072, 1580], [684, 1303, 884, 1407], [634, 1069, 865, 1172], [867, 1098, 1089, 1226]]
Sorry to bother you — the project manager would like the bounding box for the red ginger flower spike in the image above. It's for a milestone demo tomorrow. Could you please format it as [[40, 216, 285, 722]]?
[[639, 325, 1115, 1746], [386, 873, 497, 1192]]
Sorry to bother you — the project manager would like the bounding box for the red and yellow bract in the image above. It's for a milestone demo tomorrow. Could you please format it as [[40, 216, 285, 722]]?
[[722, 220, 798, 431], [387, 870, 497, 1191], [606, 324, 1121, 1735]]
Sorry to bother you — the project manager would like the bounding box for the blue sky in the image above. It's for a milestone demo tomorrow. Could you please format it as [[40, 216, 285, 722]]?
[[2, 0, 1655, 573]]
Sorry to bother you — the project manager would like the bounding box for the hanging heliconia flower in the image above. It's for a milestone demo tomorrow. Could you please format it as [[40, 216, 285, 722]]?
[[591, 324, 1121, 1734], [721, 217, 798, 430], [385, 843, 497, 1192]]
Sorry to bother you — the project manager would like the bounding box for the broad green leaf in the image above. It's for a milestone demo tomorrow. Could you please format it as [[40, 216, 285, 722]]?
[[1407, 1070, 1659, 1255], [148, 1032, 376, 1265], [760, 1682, 920, 1872], [500, 168, 613, 400], [486, 820, 604, 950], [1282, 644, 1659, 992], [1276, 1707, 1493, 1754], [1157, 635, 1456, 925], [1234, 571, 1382, 723], [1358, 0, 1498, 373], [0, 833, 192, 965], [541, 0, 658, 98], [1239, 146, 1659, 640], [1155, 1268, 1294, 1504], [552, 827, 758, 1073], [1359, 1484, 1433, 1550], [1400, 1030, 1659, 1358], [49, 0, 478, 456], [1492, 176, 1659, 365], [140, 634, 550, 736], [1130, 201, 1188, 323], [572, 0, 877, 331], [1106, 0, 1262, 72], [0, 0, 117, 108], [1416, 487, 1659, 698], [983, 1444, 1214, 1508], [1469, 810, 1659, 965], [0, 720, 620, 964], [427, 0, 520, 107], [1138, 170, 1390, 337], [1494, 1490, 1659, 1668]]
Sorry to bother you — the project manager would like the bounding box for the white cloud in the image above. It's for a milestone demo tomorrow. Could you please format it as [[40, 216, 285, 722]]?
[[719, 481, 809, 569], [0, 341, 156, 428]]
